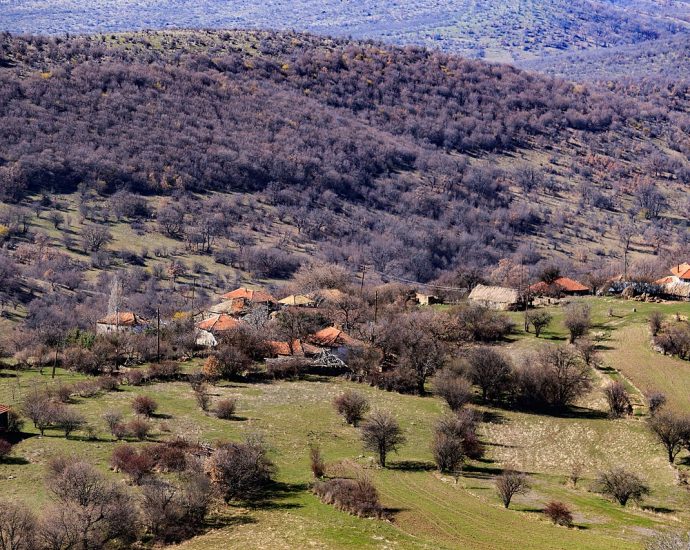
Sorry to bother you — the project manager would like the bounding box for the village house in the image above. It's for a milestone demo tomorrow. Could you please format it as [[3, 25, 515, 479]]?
[[221, 287, 277, 305], [0, 404, 10, 432], [96, 312, 148, 335], [655, 263, 690, 301], [309, 326, 364, 352], [265, 339, 322, 358], [195, 313, 243, 347], [278, 294, 316, 307], [529, 276, 591, 297], [468, 284, 522, 311], [207, 299, 247, 316]]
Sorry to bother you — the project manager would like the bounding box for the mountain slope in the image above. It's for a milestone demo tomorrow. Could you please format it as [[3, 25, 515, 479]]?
[[1, 0, 690, 62]]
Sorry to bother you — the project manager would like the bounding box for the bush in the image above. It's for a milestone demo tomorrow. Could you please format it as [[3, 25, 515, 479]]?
[[431, 431, 465, 473], [111, 444, 154, 484], [205, 437, 276, 503], [124, 369, 147, 386], [647, 392, 666, 416], [370, 367, 418, 394], [649, 311, 664, 337], [310, 444, 326, 478], [595, 467, 650, 506], [146, 439, 196, 472], [215, 398, 237, 420], [147, 361, 181, 381], [132, 395, 158, 417], [526, 310, 552, 337], [127, 418, 152, 441], [312, 477, 385, 519], [98, 375, 120, 392], [564, 303, 591, 344], [0, 439, 12, 460], [194, 384, 211, 412], [5, 409, 23, 433], [432, 370, 472, 411], [73, 380, 100, 398], [333, 390, 370, 427], [436, 410, 484, 460], [55, 407, 86, 438], [266, 358, 307, 380], [544, 501, 573, 527], [0, 500, 37, 549]]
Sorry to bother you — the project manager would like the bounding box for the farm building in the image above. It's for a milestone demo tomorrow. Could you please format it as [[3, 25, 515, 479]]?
[[468, 284, 521, 311], [309, 326, 363, 350], [0, 404, 9, 431], [415, 293, 442, 306], [265, 340, 322, 357], [96, 312, 148, 335], [278, 294, 316, 307], [195, 313, 243, 347], [529, 277, 591, 297]]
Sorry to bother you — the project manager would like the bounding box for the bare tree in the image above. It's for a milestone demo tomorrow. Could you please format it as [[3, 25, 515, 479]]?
[[467, 347, 513, 403], [595, 467, 649, 506], [648, 411, 690, 464], [564, 303, 591, 344], [80, 223, 112, 252], [360, 410, 406, 468], [0, 500, 36, 550], [433, 370, 472, 411], [603, 381, 632, 418], [526, 310, 552, 338], [495, 469, 529, 508], [132, 395, 158, 417]]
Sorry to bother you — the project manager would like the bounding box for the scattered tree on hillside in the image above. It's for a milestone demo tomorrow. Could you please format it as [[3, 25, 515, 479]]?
[[495, 469, 530, 508], [648, 411, 690, 464], [361, 411, 406, 468], [564, 303, 591, 344], [595, 468, 649, 506], [526, 310, 552, 338], [467, 347, 513, 403], [603, 381, 632, 418]]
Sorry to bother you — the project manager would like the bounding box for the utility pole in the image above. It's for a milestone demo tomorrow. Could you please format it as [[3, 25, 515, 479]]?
[[359, 265, 366, 296], [157, 307, 161, 364], [374, 290, 378, 324]]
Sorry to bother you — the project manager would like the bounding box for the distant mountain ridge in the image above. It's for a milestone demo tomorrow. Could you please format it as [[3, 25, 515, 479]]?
[[2, 0, 690, 64]]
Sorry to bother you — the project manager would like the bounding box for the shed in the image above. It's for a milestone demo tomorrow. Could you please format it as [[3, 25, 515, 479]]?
[[415, 293, 443, 306], [221, 287, 276, 304], [468, 284, 521, 311]]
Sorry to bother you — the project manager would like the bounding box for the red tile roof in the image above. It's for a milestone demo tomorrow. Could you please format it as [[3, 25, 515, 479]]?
[[671, 263, 690, 280], [221, 287, 276, 303], [196, 314, 242, 333], [208, 300, 247, 315], [529, 277, 590, 294], [309, 327, 362, 348], [655, 276, 675, 285], [97, 312, 146, 326]]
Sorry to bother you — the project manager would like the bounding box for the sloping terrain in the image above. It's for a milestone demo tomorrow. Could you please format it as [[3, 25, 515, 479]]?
[[0, 30, 688, 299], [1, 0, 690, 62]]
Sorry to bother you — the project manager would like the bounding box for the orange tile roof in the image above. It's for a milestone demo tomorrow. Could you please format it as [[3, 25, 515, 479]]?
[[655, 276, 675, 285], [671, 263, 690, 279], [267, 340, 304, 356], [309, 327, 361, 348], [97, 312, 145, 326], [0, 404, 10, 415], [208, 300, 247, 315], [529, 277, 590, 294], [221, 287, 276, 303], [196, 314, 242, 333]]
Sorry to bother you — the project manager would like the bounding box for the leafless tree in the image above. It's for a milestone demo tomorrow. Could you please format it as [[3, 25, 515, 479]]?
[[0, 500, 37, 550], [495, 469, 529, 508], [564, 303, 591, 344], [361, 410, 406, 468], [80, 223, 112, 253], [604, 381, 632, 418], [432, 370, 472, 411], [595, 467, 649, 506], [648, 411, 690, 464], [467, 347, 513, 403]]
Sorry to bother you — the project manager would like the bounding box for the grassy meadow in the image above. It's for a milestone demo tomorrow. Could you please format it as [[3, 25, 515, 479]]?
[[3, 296, 690, 548]]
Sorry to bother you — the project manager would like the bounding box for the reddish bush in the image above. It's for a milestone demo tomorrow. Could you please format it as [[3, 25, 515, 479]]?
[[266, 358, 307, 380], [433, 370, 472, 411], [127, 418, 152, 441], [333, 390, 370, 427], [369, 367, 418, 394], [98, 376, 120, 392], [544, 501, 574, 527], [124, 369, 147, 386], [132, 395, 158, 417], [312, 477, 384, 518], [147, 361, 181, 381], [111, 444, 155, 484]]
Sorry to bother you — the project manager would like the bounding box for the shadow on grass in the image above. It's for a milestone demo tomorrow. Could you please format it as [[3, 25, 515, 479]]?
[[1, 432, 37, 445], [387, 460, 436, 472], [642, 505, 675, 514], [481, 410, 508, 425], [462, 462, 499, 480], [1, 455, 30, 465], [204, 512, 257, 530], [244, 481, 308, 511], [152, 413, 173, 420]]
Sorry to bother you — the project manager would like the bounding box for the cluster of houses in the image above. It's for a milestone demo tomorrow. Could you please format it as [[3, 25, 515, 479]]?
[[468, 263, 690, 311]]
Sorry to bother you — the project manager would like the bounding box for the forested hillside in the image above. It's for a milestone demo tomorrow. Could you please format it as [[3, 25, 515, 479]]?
[[0, 30, 688, 312]]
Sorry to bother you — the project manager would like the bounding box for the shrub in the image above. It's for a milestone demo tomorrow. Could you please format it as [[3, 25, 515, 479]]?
[[127, 418, 152, 441], [132, 395, 158, 417], [431, 431, 465, 473], [266, 358, 307, 380], [147, 361, 181, 381], [596, 468, 650, 506], [603, 381, 632, 418], [103, 409, 124, 439], [55, 384, 74, 403], [310, 444, 326, 479], [312, 477, 384, 518], [205, 437, 276, 503], [215, 398, 237, 420], [73, 380, 100, 398], [333, 390, 370, 427], [98, 375, 120, 392], [370, 367, 420, 394], [649, 311, 664, 337], [544, 501, 573, 527], [124, 369, 147, 386], [495, 469, 530, 508], [526, 310, 552, 337], [194, 384, 211, 412], [111, 444, 154, 484], [432, 370, 472, 411], [55, 407, 86, 438], [361, 410, 406, 468], [0, 439, 12, 460], [564, 303, 591, 344]]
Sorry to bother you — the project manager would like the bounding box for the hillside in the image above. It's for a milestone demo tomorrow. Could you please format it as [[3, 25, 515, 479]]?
[[2, 0, 690, 62], [0, 30, 688, 313]]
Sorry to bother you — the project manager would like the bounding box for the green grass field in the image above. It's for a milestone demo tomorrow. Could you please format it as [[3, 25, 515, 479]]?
[[3, 296, 690, 548]]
